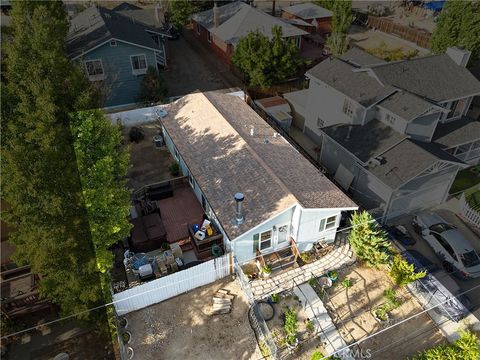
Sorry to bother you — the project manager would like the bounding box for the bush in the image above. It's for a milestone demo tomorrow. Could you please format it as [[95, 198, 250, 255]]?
[[306, 319, 315, 333], [341, 278, 352, 288], [270, 293, 280, 303], [169, 162, 180, 177], [348, 211, 390, 268], [129, 126, 144, 143], [137, 66, 168, 105], [300, 251, 314, 264], [411, 330, 480, 360], [389, 254, 426, 287]]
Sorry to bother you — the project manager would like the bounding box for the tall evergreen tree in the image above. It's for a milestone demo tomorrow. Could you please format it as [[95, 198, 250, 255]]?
[[232, 26, 304, 87], [1, 1, 104, 317], [326, 0, 353, 56], [430, 0, 480, 64]]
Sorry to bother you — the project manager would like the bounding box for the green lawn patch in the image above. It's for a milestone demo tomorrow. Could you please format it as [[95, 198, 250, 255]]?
[[449, 167, 480, 194]]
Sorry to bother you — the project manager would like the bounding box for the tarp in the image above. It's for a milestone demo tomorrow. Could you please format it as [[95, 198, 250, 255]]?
[[423, 1, 445, 12]]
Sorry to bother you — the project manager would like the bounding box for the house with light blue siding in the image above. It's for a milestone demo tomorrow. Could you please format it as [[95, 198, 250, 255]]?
[[160, 91, 357, 264], [66, 6, 167, 107], [284, 47, 480, 222]]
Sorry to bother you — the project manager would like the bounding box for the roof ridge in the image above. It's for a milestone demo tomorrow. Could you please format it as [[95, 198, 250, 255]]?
[[201, 92, 300, 205]]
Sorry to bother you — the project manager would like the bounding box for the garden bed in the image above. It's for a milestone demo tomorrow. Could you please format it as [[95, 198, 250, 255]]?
[[260, 291, 326, 359], [310, 264, 445, 359]]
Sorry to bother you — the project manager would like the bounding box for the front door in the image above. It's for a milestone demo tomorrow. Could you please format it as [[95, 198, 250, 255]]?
[[275, 224, 290, 249]]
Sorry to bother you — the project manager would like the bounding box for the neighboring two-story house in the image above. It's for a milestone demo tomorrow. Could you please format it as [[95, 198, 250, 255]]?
[[191, 2, 307, 65], [284, 47, 480, 222], [160, 91, 357, 263], [66, 5, 167, 107]]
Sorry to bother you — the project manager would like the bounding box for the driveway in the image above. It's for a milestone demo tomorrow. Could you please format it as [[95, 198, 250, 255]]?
[[394, 209, 480, 320], [163, 30, 241, 98]]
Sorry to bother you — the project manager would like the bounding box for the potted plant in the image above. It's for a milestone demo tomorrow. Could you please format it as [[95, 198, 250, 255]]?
[[327, 270, 338, 281], [161, 242, 170, 251], [373, 306, 389, 323], [262, 265, 272, 278], [122, 330, 132, 345]]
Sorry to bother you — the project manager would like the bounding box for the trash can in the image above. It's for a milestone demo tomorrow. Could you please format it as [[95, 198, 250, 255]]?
[[153, 134, 164, 148]]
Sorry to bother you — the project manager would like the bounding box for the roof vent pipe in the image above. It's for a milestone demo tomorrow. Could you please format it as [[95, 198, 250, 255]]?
[[213, 2, 220, 28], [234, 192, 245, 225]]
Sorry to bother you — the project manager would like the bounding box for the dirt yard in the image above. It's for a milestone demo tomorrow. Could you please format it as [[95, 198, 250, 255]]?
[[124, 122, 175, 190], [322, 264, 445, 360], [125, 278, 261, 360]]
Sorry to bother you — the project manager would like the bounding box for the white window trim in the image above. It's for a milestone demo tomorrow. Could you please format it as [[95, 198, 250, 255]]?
[[84, 59, 105, 81], [207, 31, 212, 43], [130, 54, 148, 75], [259, 230, 273, 251], [319, 215, 337, 232]]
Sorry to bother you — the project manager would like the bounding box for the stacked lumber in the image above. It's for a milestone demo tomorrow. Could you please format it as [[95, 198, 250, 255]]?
[[211, 289, 235, 315]]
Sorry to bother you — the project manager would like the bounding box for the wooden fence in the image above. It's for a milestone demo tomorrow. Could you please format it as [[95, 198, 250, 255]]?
[[113, 254, 232, 315], [367, 15, 431, 49]]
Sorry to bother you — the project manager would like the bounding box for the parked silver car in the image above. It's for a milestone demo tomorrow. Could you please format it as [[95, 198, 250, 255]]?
[[412, 212, 480, 279]]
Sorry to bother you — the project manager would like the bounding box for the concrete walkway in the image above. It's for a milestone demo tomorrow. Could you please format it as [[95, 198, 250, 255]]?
[[250, 233, 355, 298], [294, 283, 354, 359]]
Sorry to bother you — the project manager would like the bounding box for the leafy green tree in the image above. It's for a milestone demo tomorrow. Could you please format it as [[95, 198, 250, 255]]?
[[326, 0, 353, 56], [412, 330, 480, 360], [314, 0, 335, 10], [389, 254, 426, 287], [430, 0, 480, 64], [1, 1, 104, 317], [232, 26, 304, 87], [165, 0, 196, 30], [348, 211, 390, 268], [137, 66, 168, 104]]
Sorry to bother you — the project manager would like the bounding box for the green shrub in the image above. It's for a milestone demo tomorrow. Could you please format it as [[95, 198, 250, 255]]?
[[308, 277, 317, 287], [169, 161, 180, 176], [389, 254, 426, 287], [300, 252, 313, 264], [137, 66, 167, 105], [262, 265, 272, 274], [284, 308, 298, 345], [384, 288, 401, 309], [348, 211, 390, 268], [306, 319, 315, 333], [271, 293, 280, 303], [411, 330, 479, 360]]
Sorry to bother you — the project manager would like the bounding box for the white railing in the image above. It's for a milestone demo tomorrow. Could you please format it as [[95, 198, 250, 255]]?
[[113, 254, 232, 315], [459, 192, 480, 232]]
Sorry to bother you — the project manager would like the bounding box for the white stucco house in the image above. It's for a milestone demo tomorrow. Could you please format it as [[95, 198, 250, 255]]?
[[160, 91, 357, 263], [284, 46, 480, 222]]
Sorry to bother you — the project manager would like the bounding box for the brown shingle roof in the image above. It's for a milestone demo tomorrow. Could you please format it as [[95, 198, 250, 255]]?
[[162, 92, 356, 239]]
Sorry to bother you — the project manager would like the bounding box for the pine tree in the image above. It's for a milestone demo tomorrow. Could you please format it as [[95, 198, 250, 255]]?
[[1, 1, 104, 317], [232, 26, 304, 87], [430, 1, 480, 64], [348, 211, 390, 268]]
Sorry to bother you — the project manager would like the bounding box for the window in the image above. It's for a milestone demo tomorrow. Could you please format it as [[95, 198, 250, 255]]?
[[277, 225, 289, 244], [316, 117, 324, 129], [432, 233, 457, 261], [385, 113, 396, 125], [294, 36, 301, 48], [207, 31, 212, 43], [109, 40, 117, 47], [85, 59, 104, 81], [196, 23, 200, 34], [342, 99, 353, 117], [260, 230, 272, 250], [319, 215, 336, 232], [130, 54, 147, 75]]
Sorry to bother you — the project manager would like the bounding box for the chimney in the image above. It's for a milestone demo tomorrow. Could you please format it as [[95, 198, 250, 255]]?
[[234, 192, 245, 225], [213, 2, 220, 28], [446, 46, 471, 67]]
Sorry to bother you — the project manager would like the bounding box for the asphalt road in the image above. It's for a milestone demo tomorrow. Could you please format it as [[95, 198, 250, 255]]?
[[395, 209, 480, 320]]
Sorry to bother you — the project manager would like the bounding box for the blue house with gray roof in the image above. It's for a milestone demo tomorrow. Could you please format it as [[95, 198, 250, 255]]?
[[66, 5, 167, 107], [284, 46, 480, 222]]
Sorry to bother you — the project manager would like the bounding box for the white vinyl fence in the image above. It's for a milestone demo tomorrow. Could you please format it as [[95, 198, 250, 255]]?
[[459, 192, 480, 231], [106, 105, 167, 127], [113, 254, 232, 315]]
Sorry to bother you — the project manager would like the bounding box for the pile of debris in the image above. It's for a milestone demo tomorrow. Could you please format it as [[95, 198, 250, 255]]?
[[211, 289, 235, 315]]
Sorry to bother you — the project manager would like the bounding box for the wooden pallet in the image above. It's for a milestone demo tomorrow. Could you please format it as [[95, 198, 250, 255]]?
[[211, 289, 235, 315]]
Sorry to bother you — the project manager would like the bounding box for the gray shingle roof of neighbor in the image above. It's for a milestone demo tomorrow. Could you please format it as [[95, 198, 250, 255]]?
[[112, 2, 142, 11], [366, 139, 462, 189], [432, 116, 480, 148], [340, 47, 387, 66], [370, 54, 480, 102], [281, 3, 333, 19], [66, 6, 160, 58], [306, 57, 396, 107], [117, 8, 165, 30], [322, 119, 407, 163], [162, 92, 357, 240], [377, 90, 442, 121], [192, 2, 307, 45]]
